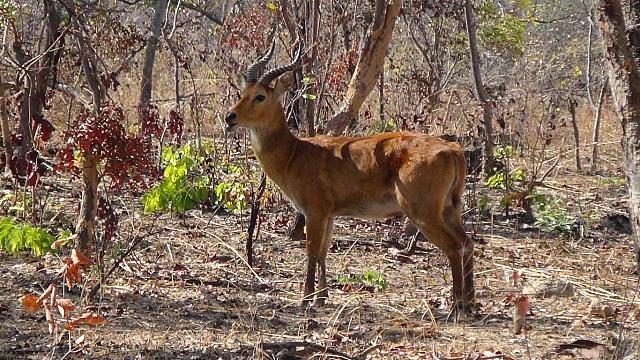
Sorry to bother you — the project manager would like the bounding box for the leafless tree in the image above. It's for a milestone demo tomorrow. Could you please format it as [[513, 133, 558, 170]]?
[[597, 0, 640, 268]]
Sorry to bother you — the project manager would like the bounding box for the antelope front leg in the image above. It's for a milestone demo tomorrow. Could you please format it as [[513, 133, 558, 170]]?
[[302, 216, 330, 307], [314, 256, 327, 307], [303, 255, 317, 307], [445, 249, 465, 310], [314, 217, 334, 307], [463, 239, 476, 307]]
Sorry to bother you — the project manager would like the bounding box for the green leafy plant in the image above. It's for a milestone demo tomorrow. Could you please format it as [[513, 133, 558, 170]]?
[[530, 195, 575, 235], [493, 145, 513, 160], [142, 142, 247, 214], [213, 181, 246, 214], [337, 270, 388, 292], [370, 119, 397, 134], [0, 0, 20, 23], [477, 0, 527, 56], [477, 194, 491, 215], [485, 145, 526, 192], [596, 176, 625, 187], [485, 168, 526, 190], [0, 217, 63, 256], [142, 144, 211, 213]]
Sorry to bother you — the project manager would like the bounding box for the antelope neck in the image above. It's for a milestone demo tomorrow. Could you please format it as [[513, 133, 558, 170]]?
[[248, 111, 300, 184]]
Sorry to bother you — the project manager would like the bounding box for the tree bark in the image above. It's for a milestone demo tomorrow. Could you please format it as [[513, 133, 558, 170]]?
[[76, 155, 99, 255], [280, 0, 304, 131], [325, 0, 401, 135], [303, 0, 320, 136], [591, 80, 608, 172], [569, 99, 582, 172], [378, 71, 385, 125], [0, 78, 14, 175], [464, 0, 497, 174], [12, 0, 61, 156], [74, 25, 104, 258], [79, 39, 103, 112], [597, 0, 640, 268], [138, 0, 169, 122], [585, 4, 598, 107]]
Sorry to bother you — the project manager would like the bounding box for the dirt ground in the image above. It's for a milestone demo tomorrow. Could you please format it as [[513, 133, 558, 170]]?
[[1, 165, 639, 360]]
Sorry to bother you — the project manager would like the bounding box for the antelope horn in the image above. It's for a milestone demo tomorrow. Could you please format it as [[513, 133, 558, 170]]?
[[258, 41, 303, 86], [245, 38, 276, 84]]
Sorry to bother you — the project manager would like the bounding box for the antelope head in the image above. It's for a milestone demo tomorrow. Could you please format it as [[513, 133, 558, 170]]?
[[225, 41, 302, 133]]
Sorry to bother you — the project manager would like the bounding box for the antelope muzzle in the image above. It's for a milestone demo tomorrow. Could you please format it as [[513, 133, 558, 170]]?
[[224, 112, 237, 132]]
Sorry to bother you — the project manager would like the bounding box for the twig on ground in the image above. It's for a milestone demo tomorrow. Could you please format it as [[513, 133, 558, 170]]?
[[87, 217, 163, 300], [203, 229, 266, 284]]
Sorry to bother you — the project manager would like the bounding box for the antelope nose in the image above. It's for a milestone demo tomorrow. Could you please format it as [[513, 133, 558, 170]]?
[[225, 112, 237, 123]]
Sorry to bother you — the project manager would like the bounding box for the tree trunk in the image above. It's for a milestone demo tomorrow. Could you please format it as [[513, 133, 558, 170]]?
[[280, 0, 302, 130], [379, 71, 385, 125], [325, 0, 401, 135], [341, 11, 355, 78], [76, 155, 99, 255], [12, 0, 61, 156], [303, 0, 320, 136], [585, 5, 598, 107], [464, 0, 497, 174], [74, 31, 104, 258], [138, 0, 169, 121], [246, 174, 267, 267], [569, 99, 582, 171], [0, 79, 14, 175], [591, 80, 608, 172], [13, 42, 34, 156], [79, 40, 103, 112], [597, 0, 640, 269]]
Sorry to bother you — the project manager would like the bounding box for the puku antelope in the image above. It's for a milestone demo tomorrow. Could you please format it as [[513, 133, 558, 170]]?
[[225, 42, 475, 310]]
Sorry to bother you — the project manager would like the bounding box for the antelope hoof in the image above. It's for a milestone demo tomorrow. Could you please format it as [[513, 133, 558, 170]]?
[[395, 249, 415, 263], [313, 296, 327, 307], [300, 301, 313, 311], [397, 241, 417, 257]]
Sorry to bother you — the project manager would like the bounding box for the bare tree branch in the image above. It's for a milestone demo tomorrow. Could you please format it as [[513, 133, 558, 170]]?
[[169, 0, 225, 25]]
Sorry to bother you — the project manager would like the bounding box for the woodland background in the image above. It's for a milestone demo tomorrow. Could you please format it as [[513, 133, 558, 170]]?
[[0, 0, 639, 359]]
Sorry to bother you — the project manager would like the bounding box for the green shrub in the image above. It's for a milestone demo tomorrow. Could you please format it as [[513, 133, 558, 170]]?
[[530, 195, 575, 235], [0, 218, 63, 256], [213, 181, 246, 214], [337, 270, 388, 292], [142, 142, 247, 214], [477, 194, 491, 215], [477, 1, 527, 56], [485, 168, 526, 190], [0, 193, 33, 215], [142, 144, 211, 213]]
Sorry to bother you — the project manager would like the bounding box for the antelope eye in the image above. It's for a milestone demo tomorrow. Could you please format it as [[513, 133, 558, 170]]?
[[255, 94, 266, 102]]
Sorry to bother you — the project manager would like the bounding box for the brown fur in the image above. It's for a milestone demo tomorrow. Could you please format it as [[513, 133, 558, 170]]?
[[226, 74, 475, 309]]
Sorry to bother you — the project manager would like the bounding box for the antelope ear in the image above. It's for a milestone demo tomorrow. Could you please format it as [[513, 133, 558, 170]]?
[[273, 72, 295, 98], [233, 73, 247, 89]]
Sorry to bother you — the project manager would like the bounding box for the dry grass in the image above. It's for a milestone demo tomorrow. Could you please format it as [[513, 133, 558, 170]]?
[[1, 162, 639, 359]]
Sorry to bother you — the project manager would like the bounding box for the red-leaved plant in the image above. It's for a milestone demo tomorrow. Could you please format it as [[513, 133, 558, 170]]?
[[57, 104, 158, 190]]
